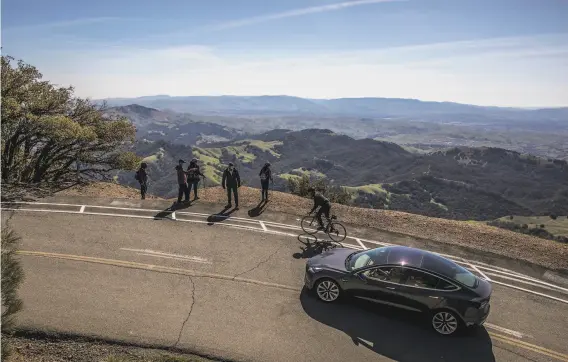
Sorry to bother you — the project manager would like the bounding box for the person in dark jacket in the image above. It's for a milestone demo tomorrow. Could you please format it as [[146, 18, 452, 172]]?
[[308, 187, 331, 230], [136, 162, 149, 200], [187, 158, 205, 200], [259, 162, 273, 202], [176, 159, 189, 203], [222, 162, 241, 209]]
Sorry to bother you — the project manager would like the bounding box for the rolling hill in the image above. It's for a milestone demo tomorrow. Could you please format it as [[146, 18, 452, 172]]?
[[116, 129, 568, 220]]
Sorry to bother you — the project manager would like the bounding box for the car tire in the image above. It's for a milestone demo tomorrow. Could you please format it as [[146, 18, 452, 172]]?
[[431, 309, 462, 336], [314, 278, 341, 303]]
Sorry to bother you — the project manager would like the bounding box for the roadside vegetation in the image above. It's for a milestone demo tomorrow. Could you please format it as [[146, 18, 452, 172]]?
[[1, 55, 139, 198], [287, 174, 351, 205], [1, 227, 25, 360], [488, 215, 568, 243]]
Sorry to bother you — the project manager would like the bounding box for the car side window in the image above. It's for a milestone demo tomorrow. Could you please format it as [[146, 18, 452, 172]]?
[[363, 266, 404, 284], [436, 279, 458, 291], [403, 269, 440, 289]]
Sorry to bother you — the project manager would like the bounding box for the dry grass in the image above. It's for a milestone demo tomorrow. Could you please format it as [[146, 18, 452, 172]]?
[[59, 183, 163, 200], [57, 182, 568, 271]]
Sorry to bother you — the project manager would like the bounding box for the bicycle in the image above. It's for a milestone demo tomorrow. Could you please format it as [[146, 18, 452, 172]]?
[[300, 213, 347, 243]]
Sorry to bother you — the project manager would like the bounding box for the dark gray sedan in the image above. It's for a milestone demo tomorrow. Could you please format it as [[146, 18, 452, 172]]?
[[304, 245, 492, 336]]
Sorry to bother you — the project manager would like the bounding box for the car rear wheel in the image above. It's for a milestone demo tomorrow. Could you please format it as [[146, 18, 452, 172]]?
[[431, 310, 461, 335], [315, 279, 341, 303]]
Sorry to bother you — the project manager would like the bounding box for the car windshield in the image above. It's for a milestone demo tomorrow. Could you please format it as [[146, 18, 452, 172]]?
[[347, 248, 389, 271]]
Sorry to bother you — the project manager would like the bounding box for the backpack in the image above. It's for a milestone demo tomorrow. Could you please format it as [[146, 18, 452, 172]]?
[[187, 167, 198, 181], [134, 169, 140, 181], [260, 168, 269, 181]]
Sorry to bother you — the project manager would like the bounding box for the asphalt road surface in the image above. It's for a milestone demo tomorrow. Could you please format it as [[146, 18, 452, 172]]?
[[3, 200, 568, 362]]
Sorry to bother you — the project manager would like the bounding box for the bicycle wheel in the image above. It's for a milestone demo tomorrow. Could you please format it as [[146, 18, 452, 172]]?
[[327, 222, 347, 242], [300, 215, 319, 235]]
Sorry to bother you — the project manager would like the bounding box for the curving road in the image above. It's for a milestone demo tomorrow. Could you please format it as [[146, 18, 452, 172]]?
[[2, 198, 568, 362]]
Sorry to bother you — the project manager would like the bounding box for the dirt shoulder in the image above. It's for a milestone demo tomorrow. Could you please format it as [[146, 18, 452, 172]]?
[[4, 332, 223, 362], [55, 183, 568, 271]]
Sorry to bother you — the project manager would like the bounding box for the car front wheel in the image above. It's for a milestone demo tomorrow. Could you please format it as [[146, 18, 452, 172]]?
[[431, 310, 461, 336], [315, 279, 341, 303]]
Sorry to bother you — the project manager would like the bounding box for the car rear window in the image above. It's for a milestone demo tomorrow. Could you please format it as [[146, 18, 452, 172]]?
[[421, 254, 478, 288]]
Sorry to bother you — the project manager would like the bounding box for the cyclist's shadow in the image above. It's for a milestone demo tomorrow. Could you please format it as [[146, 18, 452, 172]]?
[[293, 234, 338, 259]]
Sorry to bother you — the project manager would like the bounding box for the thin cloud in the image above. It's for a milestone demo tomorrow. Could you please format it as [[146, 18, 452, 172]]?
[[209, 0, 404, 30], [3, 17, 138, 32]]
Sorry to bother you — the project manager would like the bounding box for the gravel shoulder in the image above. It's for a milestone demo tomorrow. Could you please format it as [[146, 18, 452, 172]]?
[[55, 183, 568, 271], [4, 332, 222, 362]]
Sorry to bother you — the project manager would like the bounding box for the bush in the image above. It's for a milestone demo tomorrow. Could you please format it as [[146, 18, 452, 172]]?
[[540, 224, 545, 228], [509, 215, 514, 220], [287, 175, 351, 205], [1, 227, 25, 360], [549, 214, 558, 220]]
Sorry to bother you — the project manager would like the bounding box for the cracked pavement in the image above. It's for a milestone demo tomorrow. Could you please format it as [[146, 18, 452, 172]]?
[[6, 210, 568, 362]]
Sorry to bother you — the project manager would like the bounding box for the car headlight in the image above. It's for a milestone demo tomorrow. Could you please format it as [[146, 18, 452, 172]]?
[[308, 266, 323, 273]]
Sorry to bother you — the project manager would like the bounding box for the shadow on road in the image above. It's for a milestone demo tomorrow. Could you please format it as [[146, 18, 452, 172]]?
[[300, 290, 495, 362], [206, 207, 235, 225], [154, 201, 192, 220], [293, 235, 338, 259], [247, 200, 268, 218]]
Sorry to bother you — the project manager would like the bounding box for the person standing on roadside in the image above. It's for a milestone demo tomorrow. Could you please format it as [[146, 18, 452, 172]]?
[[259, 162, 273, 202], [187, 158, 205, 200], [222, 162, 241, 209], [176, 159, 190, 204], [135, 162, 149, 200]]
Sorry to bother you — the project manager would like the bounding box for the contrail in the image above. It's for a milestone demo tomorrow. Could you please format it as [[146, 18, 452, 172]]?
[[211, 0, 404, 30]]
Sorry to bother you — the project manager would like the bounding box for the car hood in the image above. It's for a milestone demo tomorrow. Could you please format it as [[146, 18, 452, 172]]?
[[307, 248, 355, 272]]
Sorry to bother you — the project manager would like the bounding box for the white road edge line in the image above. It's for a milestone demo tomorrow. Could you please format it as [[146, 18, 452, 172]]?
[[79, 205, 86, 213], [484, 323, 529, 339], [491, 280, 568, 304], [171, 211, 176, 220], [485, 272, 568, 294], [355, 238, 368, 250], [470, 264, 491, 281], [259, 221, 268, 231]]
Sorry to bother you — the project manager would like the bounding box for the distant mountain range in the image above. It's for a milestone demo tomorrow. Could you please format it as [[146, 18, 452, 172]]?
[[100, 95, 568, 122]]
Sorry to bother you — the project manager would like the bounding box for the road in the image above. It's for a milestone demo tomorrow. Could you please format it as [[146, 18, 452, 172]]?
[[2, 199, 568, 362]]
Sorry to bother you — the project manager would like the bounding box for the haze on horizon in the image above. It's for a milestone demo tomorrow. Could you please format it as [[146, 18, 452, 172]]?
[[3, 0, 568, 108]]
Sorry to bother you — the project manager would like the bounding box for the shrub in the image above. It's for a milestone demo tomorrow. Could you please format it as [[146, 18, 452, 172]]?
[[1, 227, 25, 360], [540, 224, 545, 228], [509, 215, 514, 220], [521, 224, 528, 229], [549, 214, 558, 220], [287, 175, 351, 205]]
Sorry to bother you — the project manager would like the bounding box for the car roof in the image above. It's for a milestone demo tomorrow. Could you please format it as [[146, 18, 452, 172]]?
[[373, 246, 466, 280]]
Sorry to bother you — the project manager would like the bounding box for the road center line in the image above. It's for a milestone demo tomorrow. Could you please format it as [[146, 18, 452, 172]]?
[[79, 205, 86, 213], [259, 221, 268, 231], [17, 250, 300, 292]]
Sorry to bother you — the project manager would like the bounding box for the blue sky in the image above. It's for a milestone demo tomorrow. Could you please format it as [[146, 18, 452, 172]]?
[[2, 0, 568, 107]]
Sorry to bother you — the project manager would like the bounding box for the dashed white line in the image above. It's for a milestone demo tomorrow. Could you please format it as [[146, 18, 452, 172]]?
[[171, 211, 176, 220], [470, 264, 491, 281], [121, 248, 211, 264], [485, 323, 530, 339], [79, 205, 86, 213], [354, 238, 368, 250], [259, 221, 268, 231]]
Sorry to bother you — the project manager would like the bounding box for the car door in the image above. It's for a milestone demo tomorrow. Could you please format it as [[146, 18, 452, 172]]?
[[395, 268, 458, 312], [349, 266, 408, 308]]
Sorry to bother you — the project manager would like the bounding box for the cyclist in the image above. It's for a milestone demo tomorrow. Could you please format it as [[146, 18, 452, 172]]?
[[307, 187, 331, 230]]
